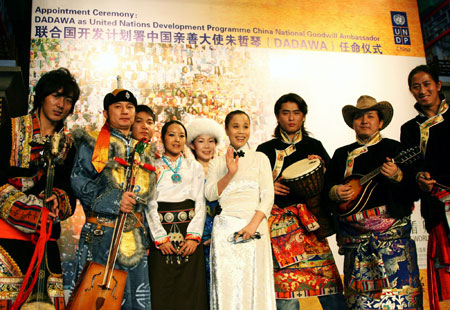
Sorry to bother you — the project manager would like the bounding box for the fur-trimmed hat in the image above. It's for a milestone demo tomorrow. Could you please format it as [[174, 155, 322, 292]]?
[[342, 95, 393, 130], [186, 118, 224, 145], [103, 88, 137, 110]]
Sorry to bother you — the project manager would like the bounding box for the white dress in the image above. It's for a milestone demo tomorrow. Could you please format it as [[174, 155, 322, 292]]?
[[205, 146, 276, 310]]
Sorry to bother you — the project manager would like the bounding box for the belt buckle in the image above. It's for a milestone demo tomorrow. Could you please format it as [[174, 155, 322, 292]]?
[[93, 229, 104, 236], [94, 215, 106, 235]]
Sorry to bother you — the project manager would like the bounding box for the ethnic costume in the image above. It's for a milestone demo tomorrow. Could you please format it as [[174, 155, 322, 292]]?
[[185, 117, 225, 304], [146, 156, 207, 310], [401, 97, 450, 310], [202, 198, 219, 301], [0, 111, 75, 309], [205, 146, 276, 310], [325, 133, 423, 310], [257, 130, 344, 307], [70, 126, 156, 310]]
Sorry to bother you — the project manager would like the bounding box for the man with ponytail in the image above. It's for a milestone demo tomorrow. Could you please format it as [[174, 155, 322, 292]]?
[[257, 93, 344, 310]]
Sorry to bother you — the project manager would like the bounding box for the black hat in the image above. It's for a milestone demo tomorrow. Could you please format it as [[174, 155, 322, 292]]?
[[103, 88, 137, 110]]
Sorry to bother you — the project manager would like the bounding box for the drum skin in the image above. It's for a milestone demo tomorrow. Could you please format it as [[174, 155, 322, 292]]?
[[282, 158, 324, 198]]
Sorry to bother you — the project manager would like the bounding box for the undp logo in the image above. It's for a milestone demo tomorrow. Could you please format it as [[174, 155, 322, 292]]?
[[391, 11, 411, 45]]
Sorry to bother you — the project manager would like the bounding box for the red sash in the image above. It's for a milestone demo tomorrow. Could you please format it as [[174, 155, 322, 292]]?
[[0, 219, 32, 241]]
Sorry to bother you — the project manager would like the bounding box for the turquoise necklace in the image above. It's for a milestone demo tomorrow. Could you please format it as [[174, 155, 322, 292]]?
[[162, 155, 182, 183]]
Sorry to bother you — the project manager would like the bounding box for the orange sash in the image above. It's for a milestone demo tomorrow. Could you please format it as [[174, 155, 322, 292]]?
[[92, 122, 111, 173]]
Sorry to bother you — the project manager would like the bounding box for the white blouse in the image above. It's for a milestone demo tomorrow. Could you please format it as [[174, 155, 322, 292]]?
[[146, 156, 206, 245], [205, 147, 274, 220]]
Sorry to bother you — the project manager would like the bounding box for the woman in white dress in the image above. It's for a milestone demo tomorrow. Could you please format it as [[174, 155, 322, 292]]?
[[205, 110, 276, 310]]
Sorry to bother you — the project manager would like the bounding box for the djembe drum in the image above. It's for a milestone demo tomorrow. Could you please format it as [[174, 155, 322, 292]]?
[[282, 158, 334, 238]]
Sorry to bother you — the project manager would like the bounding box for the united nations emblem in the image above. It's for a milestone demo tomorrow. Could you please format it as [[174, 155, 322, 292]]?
[[393, 14, 406, 26]]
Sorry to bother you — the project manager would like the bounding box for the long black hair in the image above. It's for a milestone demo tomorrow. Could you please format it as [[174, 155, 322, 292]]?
[[273, 93, 309, 138], [33, 68, 80, 114]]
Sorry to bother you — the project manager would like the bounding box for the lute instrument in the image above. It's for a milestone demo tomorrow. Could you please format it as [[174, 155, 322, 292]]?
[[337, 147, 420, 216]]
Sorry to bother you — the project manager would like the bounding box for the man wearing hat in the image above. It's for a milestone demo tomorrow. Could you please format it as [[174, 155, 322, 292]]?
[[324, 95, 423, 309], [70, 89, 157, 310]]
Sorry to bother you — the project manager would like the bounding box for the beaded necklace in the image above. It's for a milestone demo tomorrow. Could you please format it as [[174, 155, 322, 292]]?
[[162, 155, 182, 183]]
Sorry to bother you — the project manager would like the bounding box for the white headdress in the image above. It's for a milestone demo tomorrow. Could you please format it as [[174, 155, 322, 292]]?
[[186, 118, 225, 146]]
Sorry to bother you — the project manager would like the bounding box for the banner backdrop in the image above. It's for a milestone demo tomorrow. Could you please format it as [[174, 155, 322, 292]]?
[[30, 0, 429, 299]]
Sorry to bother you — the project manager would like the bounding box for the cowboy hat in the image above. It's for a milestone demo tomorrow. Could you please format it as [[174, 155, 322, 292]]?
[[342, 95, 393, 130]]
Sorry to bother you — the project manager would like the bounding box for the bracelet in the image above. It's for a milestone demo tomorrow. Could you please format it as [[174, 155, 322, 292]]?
[[416, 172, 426, 181]]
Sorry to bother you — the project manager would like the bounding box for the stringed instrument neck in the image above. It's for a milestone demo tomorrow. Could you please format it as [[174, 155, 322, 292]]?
[[100, 150, 136, 285], [95, 145, 140, 301], [21, 135, 61, 309], [359, 166, 381, 185], [338, 146, 421, 216], [358, 149, 415, 185], [101, 212, 127, 287]]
